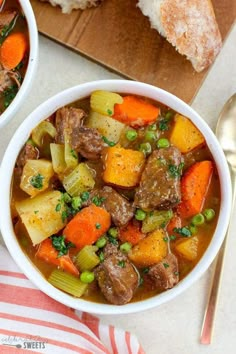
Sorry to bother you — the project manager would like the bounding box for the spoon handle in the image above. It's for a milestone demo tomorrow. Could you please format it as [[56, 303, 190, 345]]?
[[200, 174, 235, 344]]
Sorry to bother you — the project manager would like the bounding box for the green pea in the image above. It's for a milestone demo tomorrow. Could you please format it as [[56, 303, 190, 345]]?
[[120, 242, 132, 253], [191, 213, 205, 226], [139, 142, 152, 156], [165, 111, 174, 119], [203, 208, 215, 221], [80, 271, 95, 284], [157, 138, 170, 148], [189, 224, 198, 235], [126, 130, 138, 141], [135, 209, 147, 221], [108, 227, 118, 238], [71, 196, 82, 210], [95, 236, 107, 248], [145, 131, 157, 142]]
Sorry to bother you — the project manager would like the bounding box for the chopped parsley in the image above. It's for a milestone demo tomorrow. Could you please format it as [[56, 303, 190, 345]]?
[[158, 117, 169, 131], [95, 223, 101, 229], [81, 191, 90, 202], [174, 226, 192, 237], [107, 235, 119, 246], [170, 235, 176, 241], [107, 109, 113, 115], [117, 260, 125, 268], [163, 236, 169, 242], [50, 235, 75, 258], [142, 267, 150, 274], [102, 136, 116, 147], [163, 262, 169, 268], [34, 210, 39, 214], [3, 84, 19, 108], [30, 174, 44, 189], [70, 149, 77, 159], [92, 195, 106, 206], [55, 203, 61, 212], [168, 162, 184, 178]]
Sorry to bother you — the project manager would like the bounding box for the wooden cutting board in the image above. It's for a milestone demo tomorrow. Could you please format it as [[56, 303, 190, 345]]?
[[31, 0, 235, 103]]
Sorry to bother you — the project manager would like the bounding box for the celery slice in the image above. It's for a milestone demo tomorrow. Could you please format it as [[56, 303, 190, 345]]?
[[48, 269, 88, 297], [50, 143, 67, 175], [90, 90, 123, 116], [141, 210, 173, 233], [64, 129, 78, 170], [32, 121, 56, 147], [75, 245, 100, 271], [63, 163, 95, 197]]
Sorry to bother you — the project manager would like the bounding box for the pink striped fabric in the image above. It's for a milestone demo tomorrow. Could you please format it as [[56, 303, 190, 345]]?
[[0, 245, 145, 354]]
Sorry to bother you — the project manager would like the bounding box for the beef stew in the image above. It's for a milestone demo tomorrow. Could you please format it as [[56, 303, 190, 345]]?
[[11, 90, 221, 305], [0, 0, 29, 114]]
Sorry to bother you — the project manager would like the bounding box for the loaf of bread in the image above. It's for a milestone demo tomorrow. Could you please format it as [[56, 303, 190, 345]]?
[[40, 0, 103, 13], [137, 0, 222, 72]]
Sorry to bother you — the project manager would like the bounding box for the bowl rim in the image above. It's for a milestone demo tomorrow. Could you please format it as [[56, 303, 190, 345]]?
[[0, 0, 39, 129], [0, 79, 232, 315]]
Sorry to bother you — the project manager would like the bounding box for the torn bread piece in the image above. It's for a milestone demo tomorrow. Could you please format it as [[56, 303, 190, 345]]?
[[40, 0, 103, 13], [137, 0, 222, 72]]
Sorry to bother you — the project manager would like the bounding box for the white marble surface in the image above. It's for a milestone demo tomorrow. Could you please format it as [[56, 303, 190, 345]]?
[[0, 22, 236, 354]]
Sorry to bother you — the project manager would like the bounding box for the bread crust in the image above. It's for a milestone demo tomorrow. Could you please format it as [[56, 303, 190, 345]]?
[[40, 0, 103, 13], [138, 0, 222, 72], [160, 0, 222, 72]]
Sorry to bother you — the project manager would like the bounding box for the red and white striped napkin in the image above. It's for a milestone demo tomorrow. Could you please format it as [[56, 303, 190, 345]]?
[[0, 245, 145, 354]]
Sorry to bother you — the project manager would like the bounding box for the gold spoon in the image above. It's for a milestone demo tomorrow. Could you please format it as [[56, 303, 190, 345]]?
[[200, 93, 236, 344]]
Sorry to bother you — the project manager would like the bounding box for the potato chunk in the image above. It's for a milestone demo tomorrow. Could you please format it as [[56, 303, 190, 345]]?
[[20, 159, 54, 197], [86, 110, 125, 143], [175, 236, 199, 261], [170, 114, 205, 153], [128, 229, 168, 267], [103, 146, 145, 187], [15, 191, 66, 245]]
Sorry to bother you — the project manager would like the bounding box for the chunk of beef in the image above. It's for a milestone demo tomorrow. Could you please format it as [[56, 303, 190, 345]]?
[[76, 126, 105, 160], [146, 253, 179, 290], [95, 244, 139, 305], [134, 147, 182, 210], [0, 10, 17, 30], [16, 143, 39, 169], [0, 65, 21, 93], [90, 186, 134, 227], [55, 107, 86, 147]]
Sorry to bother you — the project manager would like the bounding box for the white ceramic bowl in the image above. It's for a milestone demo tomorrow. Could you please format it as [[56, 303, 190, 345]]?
[[0, 0, 38, 129], [0, 80, 232, 314]]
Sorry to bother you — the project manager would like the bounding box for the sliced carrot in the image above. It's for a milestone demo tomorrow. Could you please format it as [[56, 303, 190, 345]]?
[[113, 95, 159, 127], [36, 238, 79, 276], [119, 221, 145, 246], [177, 161, 214, 219], [0, 32, 28, 70], [167, 214, 182, 236], [63, 204, 111, 249]]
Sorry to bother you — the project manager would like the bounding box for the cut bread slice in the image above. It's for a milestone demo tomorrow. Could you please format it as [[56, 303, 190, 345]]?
[[40, 0, 103, 13], [137, 0, 222, 72]]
